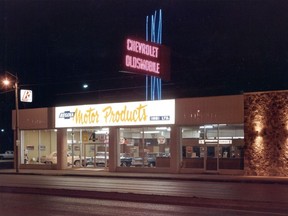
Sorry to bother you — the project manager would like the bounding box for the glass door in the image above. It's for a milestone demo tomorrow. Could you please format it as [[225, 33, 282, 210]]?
[[82, 128, 109, 169], [200, 125, 219, 172], [205, 145, 218, 171]]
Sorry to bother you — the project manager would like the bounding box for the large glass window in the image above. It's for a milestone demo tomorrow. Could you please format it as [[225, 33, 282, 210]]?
[[181, 124, 244, 170], [66, 128, 109, 168], [118, 127, 171, 168], [21, 130, 57, 164], [21, 128, 110, 169]]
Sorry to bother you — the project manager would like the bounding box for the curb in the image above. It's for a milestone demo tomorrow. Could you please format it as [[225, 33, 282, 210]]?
[[1, 169, 288, 185]]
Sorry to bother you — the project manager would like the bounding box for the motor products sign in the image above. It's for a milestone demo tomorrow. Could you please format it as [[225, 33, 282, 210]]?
[[55, 99, 175, 128]]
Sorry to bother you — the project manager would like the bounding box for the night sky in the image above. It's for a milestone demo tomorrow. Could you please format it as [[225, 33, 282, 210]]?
[[1, 0, 288, 149]]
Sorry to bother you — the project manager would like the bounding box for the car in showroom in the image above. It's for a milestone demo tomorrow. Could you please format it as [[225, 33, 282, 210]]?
[[40, 152, 91, 166], [120, 153, 156, 167], [88, 152, 109, 167], [120, 153, 133, 167]]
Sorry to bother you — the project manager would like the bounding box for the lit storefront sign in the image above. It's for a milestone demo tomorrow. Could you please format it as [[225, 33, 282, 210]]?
[[121, 37, 171, 81], [55, 99, 175, 128], [20, 89, 33, 102]]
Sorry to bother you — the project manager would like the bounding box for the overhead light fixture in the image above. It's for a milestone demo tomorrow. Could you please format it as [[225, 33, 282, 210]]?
[[94, 128, 109, 134], [141, 131, 159, 134], [156, 127, 167, 130], [200, 125, 213, 129], [156, 127, 171, 131]]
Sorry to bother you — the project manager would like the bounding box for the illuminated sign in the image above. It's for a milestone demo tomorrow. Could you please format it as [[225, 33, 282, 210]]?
[[121, 37, 170, 81], [20, 89, 33, 102], [55, 99, 175, 128]]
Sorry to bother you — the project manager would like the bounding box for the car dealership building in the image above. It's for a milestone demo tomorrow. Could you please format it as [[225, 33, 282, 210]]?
[[12, 90, 288, 177]]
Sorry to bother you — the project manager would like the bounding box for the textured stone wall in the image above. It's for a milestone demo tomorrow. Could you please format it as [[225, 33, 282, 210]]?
[[244, 91, 288, 176]]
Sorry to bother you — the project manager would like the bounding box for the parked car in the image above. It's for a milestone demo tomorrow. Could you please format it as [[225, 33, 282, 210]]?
[[0, 151, 14, 160], [120, 153, 132, 167], [132, 157, 144, 166], [40, 152, 90, 166], [146, 153, 156, 167], [89, 152, 109, 166], [120, 153, 156, 167]]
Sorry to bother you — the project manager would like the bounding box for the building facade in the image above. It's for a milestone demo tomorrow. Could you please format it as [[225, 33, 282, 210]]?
[[12, 90, 288, 176]]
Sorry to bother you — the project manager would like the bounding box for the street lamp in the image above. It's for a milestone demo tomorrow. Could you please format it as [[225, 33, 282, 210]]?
[[2, 72, 19, 173]]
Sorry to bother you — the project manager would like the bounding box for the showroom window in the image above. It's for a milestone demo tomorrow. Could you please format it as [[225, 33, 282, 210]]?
[[21, 129, 57, 164], [181, 124, 244, 170], [67, 128, 109, 168], [118, 127, 171, 168], [21, 128, 109, 168]]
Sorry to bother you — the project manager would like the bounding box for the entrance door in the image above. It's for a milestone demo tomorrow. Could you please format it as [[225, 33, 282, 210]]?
[[200, 125, 219, 172], [205, 145, 218, 171], [84, 143, 109, 168]]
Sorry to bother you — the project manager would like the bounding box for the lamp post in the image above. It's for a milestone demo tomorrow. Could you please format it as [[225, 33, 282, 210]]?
[[2, 72, 19, 173]]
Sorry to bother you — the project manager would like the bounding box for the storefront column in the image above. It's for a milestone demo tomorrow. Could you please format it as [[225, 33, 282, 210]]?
[[170, 125, 181, 173], [57, 128, 67, 170], [108, 127, 117, 172]]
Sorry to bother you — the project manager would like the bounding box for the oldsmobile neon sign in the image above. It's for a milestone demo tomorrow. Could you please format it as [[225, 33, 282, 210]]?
[[121, 38, 171, 81], [55, 99, 175, 128]]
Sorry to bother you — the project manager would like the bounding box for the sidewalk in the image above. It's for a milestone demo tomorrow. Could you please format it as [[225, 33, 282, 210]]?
[[1, 168, 288, 185]]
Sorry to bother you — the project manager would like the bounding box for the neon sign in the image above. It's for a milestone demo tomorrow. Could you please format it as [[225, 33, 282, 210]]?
[[121, 37, 170, 81], [126, 39, 159, 58]]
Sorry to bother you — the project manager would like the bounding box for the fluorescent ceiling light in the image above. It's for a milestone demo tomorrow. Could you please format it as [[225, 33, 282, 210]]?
[[156, 127, 167, 130], [200, 125, 213, 129], [141, 131, 159, 134]]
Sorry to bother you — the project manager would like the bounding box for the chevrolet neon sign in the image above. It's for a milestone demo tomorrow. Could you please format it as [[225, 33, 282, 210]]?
[[121, 37, 170, 81]]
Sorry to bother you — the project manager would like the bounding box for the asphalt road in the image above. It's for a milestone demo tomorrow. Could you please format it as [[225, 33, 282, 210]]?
[[0, 174, 288, 203], [1, 192, 286, 216], [0, 174, 288, 215]]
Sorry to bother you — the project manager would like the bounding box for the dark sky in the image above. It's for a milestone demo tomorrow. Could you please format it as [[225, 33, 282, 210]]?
[[1, 0, 288, 114], [1, 0, 288, 150]]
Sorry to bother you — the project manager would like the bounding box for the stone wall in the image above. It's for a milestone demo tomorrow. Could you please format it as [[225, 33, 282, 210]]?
[[244, 91, 288, 176]]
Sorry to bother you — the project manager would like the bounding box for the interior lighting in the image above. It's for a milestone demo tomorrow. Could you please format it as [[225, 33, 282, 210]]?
[[156, 127, 170, 131], [200, 125, 213, 129], [141, 131, 159, 134], [94, 128, 109, 134], [83, 84, 88, 89]]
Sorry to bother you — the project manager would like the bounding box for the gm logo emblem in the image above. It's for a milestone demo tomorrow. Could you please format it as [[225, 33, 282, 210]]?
[[59, 111, 75, 119]]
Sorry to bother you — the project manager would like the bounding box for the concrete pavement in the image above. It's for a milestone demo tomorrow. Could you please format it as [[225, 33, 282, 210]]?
[[1, 168, 288, 185]]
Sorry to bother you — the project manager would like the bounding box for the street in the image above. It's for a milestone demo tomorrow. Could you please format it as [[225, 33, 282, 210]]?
[[1, 174, 288, 203], [0, 174, 288, 215], [0, 192, 286, 216]]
